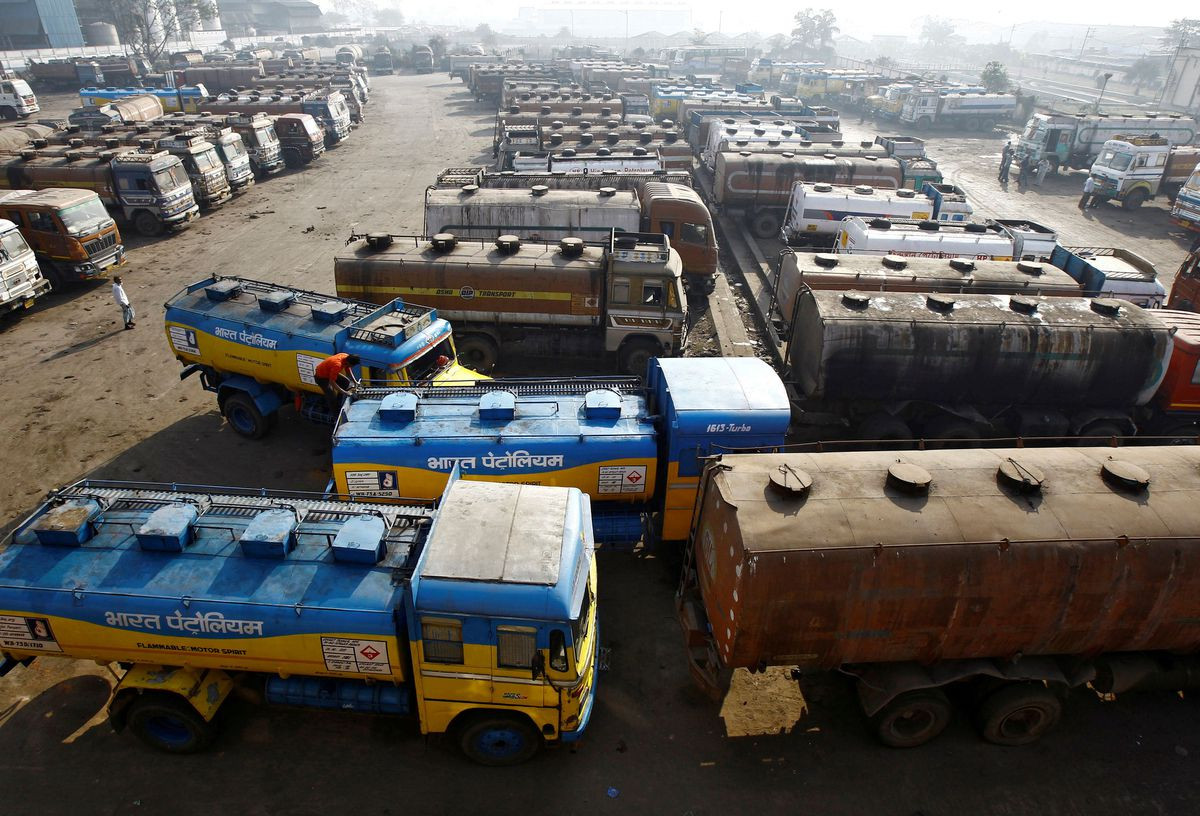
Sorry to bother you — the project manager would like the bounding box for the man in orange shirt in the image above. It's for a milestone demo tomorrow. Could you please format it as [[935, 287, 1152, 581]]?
[[315, 352, 361, 413]]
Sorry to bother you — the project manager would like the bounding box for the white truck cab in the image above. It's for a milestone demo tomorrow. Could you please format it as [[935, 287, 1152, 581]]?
[[0, 76, 39, 119], [1090, 136, 1200, 209], [0, 218, 51, 314]]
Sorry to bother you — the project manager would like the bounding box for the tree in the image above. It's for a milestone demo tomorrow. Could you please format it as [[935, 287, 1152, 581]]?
[[1124, 57, 1162, 93], [475, 23, 498, 47], [555, 26, 572, 40], [790, 8, 838, 59], [373, 7, 404, 26], [920, 18, 956, 50], [428, 35, 447, 59], [766, 33, 787, 56], [690, 28, 709, 45], [1167, 18, 1200, 48], [980, 61, 1009, 93], [103, 0, 216, 63], [874, 56, 897, 69]]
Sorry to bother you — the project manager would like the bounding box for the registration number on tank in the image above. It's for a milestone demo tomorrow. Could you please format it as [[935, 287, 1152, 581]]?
[[705, 423, 752, 433]]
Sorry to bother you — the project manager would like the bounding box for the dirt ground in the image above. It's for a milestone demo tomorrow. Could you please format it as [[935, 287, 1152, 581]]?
[[1, 76, 1198, 815]]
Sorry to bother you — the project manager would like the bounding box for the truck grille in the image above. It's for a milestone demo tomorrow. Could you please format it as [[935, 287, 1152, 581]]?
[[84, 232, 118, 256]]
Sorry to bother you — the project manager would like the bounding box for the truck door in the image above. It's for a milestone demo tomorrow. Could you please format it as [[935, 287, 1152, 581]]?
[[1169, 252, 1200, 311], [491, 625, 554, 707], [25, 208, 63, 258]]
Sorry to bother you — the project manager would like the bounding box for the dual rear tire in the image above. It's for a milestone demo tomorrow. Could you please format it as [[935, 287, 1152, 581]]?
[[870, 682, 1062, 748]]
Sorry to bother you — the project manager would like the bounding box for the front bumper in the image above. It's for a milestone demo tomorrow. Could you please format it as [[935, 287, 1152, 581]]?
[[165, 206, 201, 230], [0, 275, 51, 312]]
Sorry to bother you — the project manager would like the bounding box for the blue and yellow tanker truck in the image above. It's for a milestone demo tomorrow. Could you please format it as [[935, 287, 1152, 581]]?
[[0, 475, 597, 765], [165, 276, 482, 439], [332, 357, 791, 542]]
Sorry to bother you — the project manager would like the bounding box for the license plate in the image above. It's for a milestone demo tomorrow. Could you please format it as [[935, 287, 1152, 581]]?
[[23, 298, 35, 309]]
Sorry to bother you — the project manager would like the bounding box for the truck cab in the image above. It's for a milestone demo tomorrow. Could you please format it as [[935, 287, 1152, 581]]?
[[193, 126, 255, 193], [155, 133, 232, 208], [308, 92, 352, 146], [1171, 164, 1200, 233], [1091, 136, 1169, 208], [109, 150, 200, 235], [374, 49, 396, 75], [0, 76, 39, 120], [220, 113, 283, 177], [0, 188, 124, 288], [1018, 113, 1071, 170], [274, 113, 325, 166], [605, 232, 687, 372], [639, 182, 718, 287], [1167, 251, 1200, 311], [0, 217, 50, 314]]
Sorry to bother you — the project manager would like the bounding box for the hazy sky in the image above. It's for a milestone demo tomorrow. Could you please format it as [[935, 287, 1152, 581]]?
[[396, 0, 1181, 38]]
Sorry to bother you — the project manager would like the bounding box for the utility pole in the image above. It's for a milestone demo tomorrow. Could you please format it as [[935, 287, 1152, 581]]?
[[1078, 26, 1094, 58]]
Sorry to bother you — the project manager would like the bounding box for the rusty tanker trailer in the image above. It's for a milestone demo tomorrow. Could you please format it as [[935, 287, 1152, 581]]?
[[679, 445, 1200, 747], [712, 153, 905, 238]]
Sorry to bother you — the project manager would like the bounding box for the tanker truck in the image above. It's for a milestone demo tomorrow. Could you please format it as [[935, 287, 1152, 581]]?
[[332, 356, 790, 543], [411, 46, 433, 74], [781, 290, 1200, 443], [781, 182, 972, 245], [1017, 111, 1198, 173], [165, 275, 482, 439], [335, 231, 685, 375], [158, 111, 284, 178], [678, 445, 1200, 747], [0, 475, 598, 765], [197, 90, 352, 147], [430, 172, 716, 286], [711, 153, 914, 239], [0, 146, 198, 236], [832, 216, 1060, 262]]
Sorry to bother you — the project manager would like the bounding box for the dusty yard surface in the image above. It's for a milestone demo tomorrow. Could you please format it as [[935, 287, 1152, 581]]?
[[0, 76, 1197, 815]]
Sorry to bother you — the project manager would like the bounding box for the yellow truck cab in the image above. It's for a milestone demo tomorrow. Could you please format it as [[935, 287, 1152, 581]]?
[[0, 188, 125, 289]]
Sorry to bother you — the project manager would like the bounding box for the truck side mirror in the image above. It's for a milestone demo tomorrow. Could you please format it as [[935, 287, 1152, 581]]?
[[531, 651, 546, 680]]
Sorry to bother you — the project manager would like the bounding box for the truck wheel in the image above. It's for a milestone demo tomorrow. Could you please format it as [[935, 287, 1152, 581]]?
[[133, 211, 164, 237], [455, 335, 498, 373], [619, 339, 660, 376], [43, 266, 66, 292], [0, 106, 16, 121], [1075, 420, 1123, 444], [964, 118, 980, 132], [749, 210, 782, 240], [283, 148, 302, 168], [1121, 188, 1149, 210], [222, 393, 271, 439], [976, 684, 1061, 746], [871, 689, 953, 748], [922, 415, 982, 448], [458, 714, 541, 766], [125, 693, 216, 754], [916, 116, 932, 130]]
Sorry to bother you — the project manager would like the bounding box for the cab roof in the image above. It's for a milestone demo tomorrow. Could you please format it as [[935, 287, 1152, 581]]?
[[0, 187, 98, 208]]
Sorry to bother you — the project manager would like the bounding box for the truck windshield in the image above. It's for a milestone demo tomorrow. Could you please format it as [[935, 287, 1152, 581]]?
[[1096, 150, 1133, 171], [153, 163, 190, 191], [256, 126, 279, 146], [193, 149, 221, 172], [1185, 171, 1200, 193], [58, 198, 111, 235], [222, 139, 246, 160], [1022, 121, 1041, 141], [406, 337, 454, 380], [572, 583, 592, 665], [0, 227, 30, 260], [304, 120, 321, 137]]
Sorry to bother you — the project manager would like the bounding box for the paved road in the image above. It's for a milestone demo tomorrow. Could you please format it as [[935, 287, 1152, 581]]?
[[0, 75, 1198, 816]]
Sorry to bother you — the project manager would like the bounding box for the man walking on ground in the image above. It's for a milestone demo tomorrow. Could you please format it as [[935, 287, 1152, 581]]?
[[315, 352, 361, 413], [998, 143, 1013, 183], [1017, 154, 1032, 188], [1079, 175, 1097, 210], [112, 275, 134, 329]]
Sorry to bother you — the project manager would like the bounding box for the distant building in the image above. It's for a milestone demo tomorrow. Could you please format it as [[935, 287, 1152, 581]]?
[[216, 0, 324, 36], [1163, 46, 1200, 113], [0, 0, 85, 48]]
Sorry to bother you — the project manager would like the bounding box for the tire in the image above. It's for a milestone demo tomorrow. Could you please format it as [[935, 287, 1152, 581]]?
[[222, 392, 271, 439], [0, 106, 16, 121], [125, 693, 216, 754], [964, 118, 980, 132], [43, 265, 66, 292], [458, 714, 541, 766], [455, 335, 498, 373], [871, 689, 954, 748], [133, 210, 164, 237], [1075, 420, 1123, 445], [619, 339, 660, 376], [922, 415, 982, 448], [1122, 188, 1149, 210], [283, 148, 302, 168], [749, 209, 782, 240], [855, 412, 913, 443], [916, 116, 932, 130], [976, 684, 1062, 746]]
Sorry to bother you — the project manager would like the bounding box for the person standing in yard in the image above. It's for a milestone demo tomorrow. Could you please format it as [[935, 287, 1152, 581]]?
[[998, 143, 1013, 183], [1079, 175, 1097, 210], [112, 275, 134, 329], [1017, 154, 1032, 188]]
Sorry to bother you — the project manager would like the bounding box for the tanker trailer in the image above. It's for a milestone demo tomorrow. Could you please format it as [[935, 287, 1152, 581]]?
[[678, 446, 1200, 747], [786, 290, 1174, 442], [712, 152, 904, 239]]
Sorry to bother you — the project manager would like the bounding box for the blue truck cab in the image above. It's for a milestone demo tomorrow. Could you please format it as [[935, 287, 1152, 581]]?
[[166, 276, 481, 439], [1050, 245, 1166, 308], [0, 475, 598, 765], [332, 356, 790, 543]]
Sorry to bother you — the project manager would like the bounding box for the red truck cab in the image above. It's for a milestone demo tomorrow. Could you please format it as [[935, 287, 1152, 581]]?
[[1167, 251, 1200, 311]]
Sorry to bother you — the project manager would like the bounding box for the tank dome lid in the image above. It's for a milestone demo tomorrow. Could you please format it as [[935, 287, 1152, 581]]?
[[887, 462, 932, 495], [1009, 296, 1039, 314], [948, 257, 975, 272], [1090, 298, 1123, 316], [814, 252, 838, 267], [768, 464, 813, 497], [881, 254, 906, 269], [1101, 459, 1150, 493], [841, 291, 870, 309], [1017, 260, 1045, 276], [998, 457, 1045, 493]]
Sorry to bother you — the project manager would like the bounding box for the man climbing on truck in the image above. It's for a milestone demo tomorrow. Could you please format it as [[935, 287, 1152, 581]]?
[[315, 352, 359, 411]]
